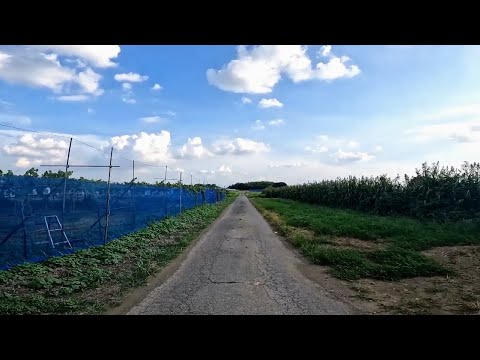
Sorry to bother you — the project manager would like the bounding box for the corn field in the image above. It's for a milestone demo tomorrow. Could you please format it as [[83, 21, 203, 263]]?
[[263, 162, 480, 221]]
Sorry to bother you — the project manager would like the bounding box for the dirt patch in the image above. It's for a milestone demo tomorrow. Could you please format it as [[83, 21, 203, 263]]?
[[328, 236, 386, 251], [299, 245, 480, 314]]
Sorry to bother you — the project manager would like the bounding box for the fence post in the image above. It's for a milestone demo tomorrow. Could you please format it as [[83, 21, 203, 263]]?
[[62, 138, 73, 217], [179, 171, 182, 213], [104, 147, 113, 244]]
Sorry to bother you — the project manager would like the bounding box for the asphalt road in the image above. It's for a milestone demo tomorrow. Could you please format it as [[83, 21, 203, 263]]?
[[127, 193, 352, 315]]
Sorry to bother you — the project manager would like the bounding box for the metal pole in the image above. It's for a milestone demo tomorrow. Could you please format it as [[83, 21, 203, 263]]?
[[132, 160, 135, 223], [104, 147, 113, 244], [163, 165, 168, 216], [179, 171, 182, 213], [191, 174, 193, 186], [62, 138, 73, 215]]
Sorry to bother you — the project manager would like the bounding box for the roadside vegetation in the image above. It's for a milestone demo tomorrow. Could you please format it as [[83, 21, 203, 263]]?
[[0, 192, 237, 315], [250, 195, 480, 314]]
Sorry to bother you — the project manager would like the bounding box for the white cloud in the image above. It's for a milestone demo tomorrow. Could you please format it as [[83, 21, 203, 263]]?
[[165, 110, 176, 117], [217, 165, 232, 174], [121, 82, 136, 104], [305, 145, 328, 154], [0, 114, 31, 126], [315, 45, 360, 80], [87, 108, 95, 114], [331, 149, 374, 163], [319, 45, 332, 57], [3, 133, 69, 163], [111, 135, 134, 150], [375, 145, 383, 152], [132, 131, 171, 163], [15, 157, 36, 168], [406, 119, 480, 143], [114, 72, 148, 83], [0, 47, 104, 98], [251, 120, 265, 131], [57, 95, 89, 102], [178, 137, 212, 159], [259, 98, 283, 108], [207, 45, 360, 94], [306, 134, 363, 155], [268, 119, 285, 126], [152, 83, 162, 91], [212, 137, 269, 155], [139, 116, 166, 124], [241, 96, 252, 104], [31, 45, 120, 68]]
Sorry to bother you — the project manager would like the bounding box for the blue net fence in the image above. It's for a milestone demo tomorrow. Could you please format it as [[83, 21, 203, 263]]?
[[0, 175, 226, 270], [0, 129, 227, 270]]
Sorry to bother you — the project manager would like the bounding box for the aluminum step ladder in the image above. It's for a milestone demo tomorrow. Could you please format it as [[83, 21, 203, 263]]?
[[44, 215, 72, 249]]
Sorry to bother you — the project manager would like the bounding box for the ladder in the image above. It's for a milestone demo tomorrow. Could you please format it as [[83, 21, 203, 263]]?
[[44, 215, 72, 249]]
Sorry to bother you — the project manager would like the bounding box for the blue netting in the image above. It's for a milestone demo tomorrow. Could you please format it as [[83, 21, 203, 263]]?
[[0, 175, 226, 270]]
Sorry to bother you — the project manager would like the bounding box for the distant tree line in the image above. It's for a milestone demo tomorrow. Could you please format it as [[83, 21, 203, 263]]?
[[228, 181, 287, 190]]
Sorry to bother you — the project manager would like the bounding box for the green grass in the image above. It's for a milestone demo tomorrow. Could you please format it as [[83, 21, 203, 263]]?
[[252, 197, 479, 281], [0, 193, 237, 315]]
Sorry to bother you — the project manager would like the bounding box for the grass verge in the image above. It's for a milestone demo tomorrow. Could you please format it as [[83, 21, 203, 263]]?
[[0, 193, 237, 315], [251, 197, 479, 281]]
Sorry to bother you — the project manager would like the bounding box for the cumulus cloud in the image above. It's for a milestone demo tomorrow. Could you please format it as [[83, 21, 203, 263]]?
[[212, 137, 269, 155], [259, 98, 283, 108], [207, 45, 360, 94], [152, 83, 162, 91], [251, 120, 265, 131], [114, 72, 148, 83], [31, 45, 120, 68], [131, 131, 171, 163], [139, 116, 166, 124], [268, 119, 285, 126], [315, 45, 361, 81], [241, 96, 252, 104], [177, 137, 212, 159], [331, 149, 374, 163], [0, 46, 106, 99], [3, 133, 69, 167]]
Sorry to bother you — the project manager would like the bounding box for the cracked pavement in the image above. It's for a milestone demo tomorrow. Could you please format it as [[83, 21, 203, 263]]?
[[127, 193, 352, 315]]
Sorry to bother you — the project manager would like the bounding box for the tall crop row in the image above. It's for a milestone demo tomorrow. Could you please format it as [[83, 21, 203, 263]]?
[[263, 162, 480, 221]]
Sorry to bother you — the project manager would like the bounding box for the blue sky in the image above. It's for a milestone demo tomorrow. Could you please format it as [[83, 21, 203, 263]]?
[[0, 45, 479, 186]]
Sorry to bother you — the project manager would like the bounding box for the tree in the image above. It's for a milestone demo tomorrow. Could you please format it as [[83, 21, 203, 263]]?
[[0, 169, 2, 176], [41, 169, 73, 178], [6, 170, 13, 176], [24, 167, 39, 178]]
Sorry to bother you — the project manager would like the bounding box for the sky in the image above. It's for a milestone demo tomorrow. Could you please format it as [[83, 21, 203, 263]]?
[[0, 45, 479, 186]]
